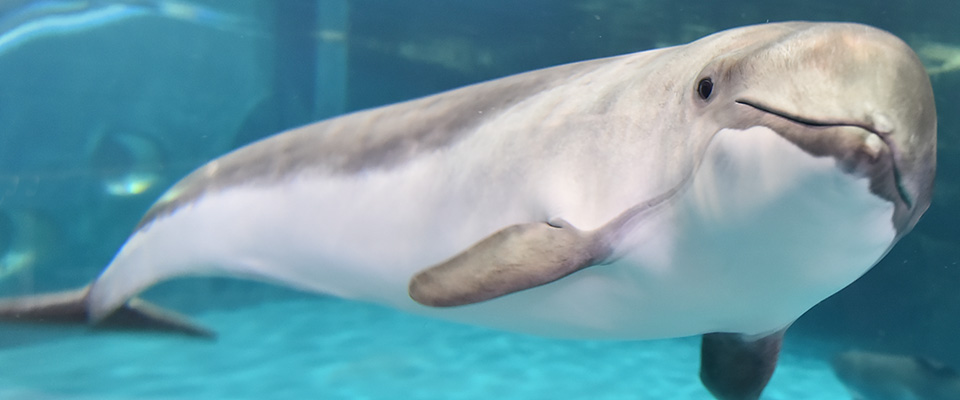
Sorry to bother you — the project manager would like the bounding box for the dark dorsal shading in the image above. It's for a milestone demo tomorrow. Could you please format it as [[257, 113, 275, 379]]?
[[136, 58, 613, 231]]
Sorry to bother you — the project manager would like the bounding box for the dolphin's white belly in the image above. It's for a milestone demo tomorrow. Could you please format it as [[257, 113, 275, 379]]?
[[410, 125, 896, 339], [89, 124, 895, 339], [617, 126, 897, 338]]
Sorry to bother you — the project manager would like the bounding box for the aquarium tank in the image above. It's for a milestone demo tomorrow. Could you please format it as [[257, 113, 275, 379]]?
[[0, 0, 957, 399]]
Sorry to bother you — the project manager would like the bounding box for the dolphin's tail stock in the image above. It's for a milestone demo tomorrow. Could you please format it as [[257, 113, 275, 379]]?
[[0, 286, 215, 339]]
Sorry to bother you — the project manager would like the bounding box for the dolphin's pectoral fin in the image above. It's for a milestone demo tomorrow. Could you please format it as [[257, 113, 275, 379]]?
[[0, 286, 215, 339], [409, 181, 685, 308], [409, 219, 608, 307], [699, 327, 788, 400]]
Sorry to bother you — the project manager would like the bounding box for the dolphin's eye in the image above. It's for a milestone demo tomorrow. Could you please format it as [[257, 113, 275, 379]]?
[[697, 78, 714, 100]]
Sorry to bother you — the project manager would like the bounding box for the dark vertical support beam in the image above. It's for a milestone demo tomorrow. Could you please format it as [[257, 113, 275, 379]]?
[[272, 1, 318, 126], [315, 0, 349, 119]]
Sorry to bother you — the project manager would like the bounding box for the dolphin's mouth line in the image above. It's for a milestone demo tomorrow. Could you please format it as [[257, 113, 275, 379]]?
[[735, 100, 880, 133], [735, 99, 915, 209]]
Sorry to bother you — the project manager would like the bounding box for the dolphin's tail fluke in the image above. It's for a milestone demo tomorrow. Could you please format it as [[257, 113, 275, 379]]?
[[0, 286, 215, 339]]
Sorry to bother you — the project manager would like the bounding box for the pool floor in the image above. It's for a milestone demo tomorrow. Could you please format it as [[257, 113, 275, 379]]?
[[0, 297, 851, 399]]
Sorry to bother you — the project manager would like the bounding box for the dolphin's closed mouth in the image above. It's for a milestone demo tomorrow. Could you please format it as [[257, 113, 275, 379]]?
[[735, 99, 914, 209], [735, 99, 879, 132]]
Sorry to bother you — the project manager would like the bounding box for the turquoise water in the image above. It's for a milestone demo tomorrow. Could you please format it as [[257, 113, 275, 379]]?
[[1, 0, 958, 399], [0, 296, 850, 399]]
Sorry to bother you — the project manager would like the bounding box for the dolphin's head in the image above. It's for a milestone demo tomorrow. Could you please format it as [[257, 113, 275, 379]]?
[[691, 22, 936, 237]]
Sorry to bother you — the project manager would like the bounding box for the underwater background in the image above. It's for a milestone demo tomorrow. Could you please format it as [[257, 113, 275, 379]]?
[[0, 0, 958, 399]]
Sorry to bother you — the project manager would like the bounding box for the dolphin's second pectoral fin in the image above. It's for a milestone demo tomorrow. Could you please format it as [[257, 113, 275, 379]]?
[[98, 298, 215, 338], [0, 285, 214, 339], [409, 219, 608, 307], [699, 327, 788, 400]]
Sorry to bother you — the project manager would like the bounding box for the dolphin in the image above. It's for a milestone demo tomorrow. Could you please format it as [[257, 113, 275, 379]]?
[[832, 350, 960, 400], [0, 0, 247, 57], [0, 22, 936, 400], [87, 129, 166, 196]]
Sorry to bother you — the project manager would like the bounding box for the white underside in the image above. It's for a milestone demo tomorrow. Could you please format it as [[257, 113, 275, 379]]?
[[88, 125, 896, 339]]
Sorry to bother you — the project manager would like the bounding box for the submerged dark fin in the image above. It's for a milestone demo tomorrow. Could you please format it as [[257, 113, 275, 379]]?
[[409, 219, 607, 307], [0, 286, 215, 339], [700, 328, 787, 400], [914, 356, 960, 379], [97, 298, 216, 339]]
